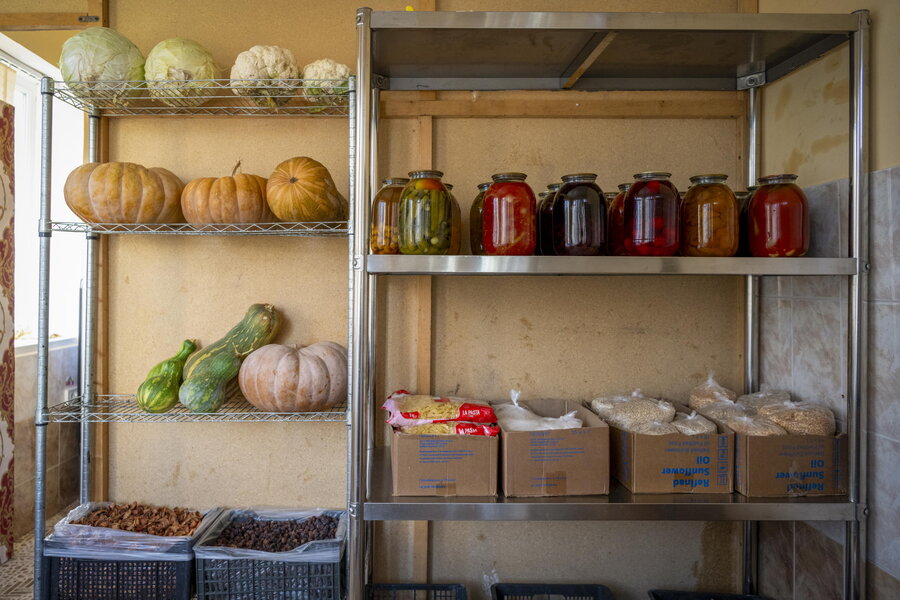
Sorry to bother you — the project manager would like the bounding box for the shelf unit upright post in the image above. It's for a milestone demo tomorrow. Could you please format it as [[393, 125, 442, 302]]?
[[349, 8, 870, 600]]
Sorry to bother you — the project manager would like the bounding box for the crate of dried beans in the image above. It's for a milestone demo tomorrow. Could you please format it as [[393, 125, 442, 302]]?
[[42, 501, 223, 600], [193, 508, 347, 600]]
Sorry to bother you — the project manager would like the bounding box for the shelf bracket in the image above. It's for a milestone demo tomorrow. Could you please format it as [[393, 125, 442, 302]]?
[[737, 71, 766, 90], [373, 74, 390, 90]]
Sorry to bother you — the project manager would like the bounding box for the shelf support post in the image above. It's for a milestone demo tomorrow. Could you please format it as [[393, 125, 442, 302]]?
[[846, 9, 871, 600], [33, 76, 54, 600]]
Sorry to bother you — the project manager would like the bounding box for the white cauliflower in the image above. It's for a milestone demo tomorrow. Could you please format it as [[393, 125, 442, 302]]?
[[231, 45, 299, 108], [301, 58, 351, 112]]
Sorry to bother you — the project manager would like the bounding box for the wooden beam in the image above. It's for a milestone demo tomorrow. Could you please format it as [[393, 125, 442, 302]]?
[[563, 32, 618, 89], [382, 91, 746, 119], [0, 0, 108, 31], [737, 0, 759, 13]]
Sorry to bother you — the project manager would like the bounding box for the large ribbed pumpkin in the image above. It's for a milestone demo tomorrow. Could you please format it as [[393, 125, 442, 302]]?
[[181, 162, 275, 224], [265, 157, 347, 222], [238, 342, 347, 412], [64, 162, 185, 223]]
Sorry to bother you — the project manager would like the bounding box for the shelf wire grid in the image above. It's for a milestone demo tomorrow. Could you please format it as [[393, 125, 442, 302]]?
[[50, 221, 349, 236], [45, 394, 347, 423], [53, 78, 351, 117]]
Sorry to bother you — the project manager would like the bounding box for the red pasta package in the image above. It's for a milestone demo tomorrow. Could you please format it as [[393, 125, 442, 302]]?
[[383, 390, 497, 427], [398, 422, 500, 436]]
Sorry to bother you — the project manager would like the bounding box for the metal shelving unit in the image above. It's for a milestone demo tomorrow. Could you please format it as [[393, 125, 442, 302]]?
[[350, 8, 869, 600], [33, 77, 357, 600]]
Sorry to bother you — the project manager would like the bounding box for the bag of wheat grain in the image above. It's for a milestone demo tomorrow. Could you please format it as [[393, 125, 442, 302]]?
[[688, 371, 737, 411]]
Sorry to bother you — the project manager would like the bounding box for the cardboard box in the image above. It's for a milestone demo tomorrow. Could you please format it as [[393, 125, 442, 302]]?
[[498, 398, 609, 497], [734, 432, 848, 497], [609, 404, 734, 494], [391, 431, 498, 497]]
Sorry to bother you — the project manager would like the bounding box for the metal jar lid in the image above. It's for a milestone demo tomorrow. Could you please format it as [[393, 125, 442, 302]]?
[[617, 183, 630, 192], [603, 192, 618, 200], [757, 173, 799, 185], [477, 182, 492, 192], [747, 185, 759, 192], [491, 172, 527, 182], [445, 184, 454, 190], [538, 191, 550, 199], [561, 173, 597, 183], [689, 173, 728, 185], [633, 171, 672, 180], [382, 177, 410, 186], [547, 183, 562, 192], [408, 170, 444, 179]]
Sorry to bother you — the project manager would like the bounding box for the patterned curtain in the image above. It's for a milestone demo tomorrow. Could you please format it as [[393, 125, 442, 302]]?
[[0, 79, 14, 563]]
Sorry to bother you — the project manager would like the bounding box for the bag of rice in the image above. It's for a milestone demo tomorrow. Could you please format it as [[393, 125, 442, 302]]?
[[399, 422, 500, 436], [758, 401, 836, 435], [606, 390, 676, 430], [672, 411, 718, 435], [589, 394, 629, 420], [383, 390, 497, 427], [725, 415, 787, 436], [688, 371, 737, 411], [495, 390, 583, 432], [628, 421, 679, 435], [736, 387, 792, 413], [697, 393, 750, 422]]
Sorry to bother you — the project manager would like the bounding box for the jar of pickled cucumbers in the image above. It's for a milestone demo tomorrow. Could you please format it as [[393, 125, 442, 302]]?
[[537, 182, 560, 256], [483, 172, 537, 256], [398, 170, 457, 255], [552, 173, 607, 256], [445, 183, 462, 254], [469, 182, 491, 255], [624, 172, 680, 256], [607, 183, 630, 256], [748, 174, 809, 257], [370, 177, 408, 254], [680, 174, 739, 257]]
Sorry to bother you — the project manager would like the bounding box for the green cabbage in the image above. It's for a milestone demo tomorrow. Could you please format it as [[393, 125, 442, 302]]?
[[145, 38, 220, 107], [59, 27, 144, 105]]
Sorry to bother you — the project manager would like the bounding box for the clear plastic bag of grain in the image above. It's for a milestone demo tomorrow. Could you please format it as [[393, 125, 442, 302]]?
[[589, 394, 629, 420], [757, 401, 836, 435], [688, 371, 737, 411], [697, 392, 750, 422], [736, 387, 792, 413], [628, 421, 679, 435], [606, 390, 676, 430], [672, 411, 718, 435], [725, 415, 787, 436]]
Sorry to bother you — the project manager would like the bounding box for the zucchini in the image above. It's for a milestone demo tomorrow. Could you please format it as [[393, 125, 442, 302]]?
[[136, 339, 197, 413]]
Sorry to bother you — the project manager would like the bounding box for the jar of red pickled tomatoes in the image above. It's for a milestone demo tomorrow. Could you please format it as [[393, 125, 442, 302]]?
[[552, 173, 607, 255], [607, 183, 629, 256], [623, 172, 680, 256], [537, 182, 560, 256], [483, 172, 537, 255], [748, 174, 809, 257], [469, 182, 491, 255]]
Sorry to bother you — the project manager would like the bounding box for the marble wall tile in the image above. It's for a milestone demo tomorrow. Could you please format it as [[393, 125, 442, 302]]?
[[890, 166, 900, 297], [869, 169, 897, 302], [790, 298, 847, 421], [794, 521, 843, 599], [12, 481, 32, 539], [58, 423, 79, 466], [761, 276, 792, 299], [760, 297, 793, 391], [58, 457, 79, 508], [758, 521, 794, 600], [868, 432, 900, 579], [868, 303, 900, 440], [869, 560, 900, 599], [806, 180, 841, 258], [838, 178, 850, 259], [792, 275, 842, 300]]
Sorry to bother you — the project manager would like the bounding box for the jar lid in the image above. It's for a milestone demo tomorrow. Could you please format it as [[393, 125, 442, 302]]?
[[633, 171, 672, 180], [538, 191, 550, 199], [408, 170, 444, 179], [747, 185, 759, 192], [445, 184, 454, 190], [603, 192, 618, 199], [561, 173, 597, 183], [382, 177, 410, 186], [477, 182, 492, 192], [757, 174, 798, 184], [689, 173, 728, 184], [547, 183, 561, 192], [491, 172, 527, 182], [618, 183, 630, 192]]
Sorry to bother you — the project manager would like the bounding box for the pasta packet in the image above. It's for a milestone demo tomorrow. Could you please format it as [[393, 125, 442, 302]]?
[[688, 371, 737, 411], [383, 390, 497, 427], [495, 390, 583, 432], [736, 387, 792, 413], [725, 415, 787, 436], [672, 411, 717, 435], [697, 392, 750, 422], [757, 401, 836, 435], [399, 422, 500, 436]]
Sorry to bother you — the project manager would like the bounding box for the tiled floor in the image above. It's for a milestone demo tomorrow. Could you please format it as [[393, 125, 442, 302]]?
[[0, 508, 72, 600]]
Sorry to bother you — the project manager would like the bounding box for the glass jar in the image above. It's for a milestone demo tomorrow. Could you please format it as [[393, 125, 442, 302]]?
[[398, 170, 457, 255], [537, 183, 560, 256], [552, 173, 607, 256], [623, 171, 680, 256], [680, 174, 739, 257], [483, 172, 537, 256], [445, 183, 462, 254], [370, 177, 408, 254], [469, 182, 491, 255], [748, 174, 809, 257], [607, 183, 630, 256], [736, 186, 755, 256]]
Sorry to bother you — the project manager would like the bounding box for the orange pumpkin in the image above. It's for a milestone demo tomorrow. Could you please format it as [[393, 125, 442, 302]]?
[[64, 162, 185, 224], [181, 162, 275, 224], [265, 156, 347, 222]]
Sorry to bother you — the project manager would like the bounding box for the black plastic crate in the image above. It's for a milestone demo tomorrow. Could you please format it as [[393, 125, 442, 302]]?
[[492, 584, 615, 600], [196, 558, 341, 600], [43, 555, 193, 600], [648, 591, 773, 600], [368, 583, 468, 600]]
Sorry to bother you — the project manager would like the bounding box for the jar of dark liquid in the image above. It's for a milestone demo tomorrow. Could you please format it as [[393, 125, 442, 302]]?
[[551, 173, 607, 255], [607, 183, 630, 256], [623, 171, 680, 256], [469, 182, 491, 255], [537, 182, 560, 256]]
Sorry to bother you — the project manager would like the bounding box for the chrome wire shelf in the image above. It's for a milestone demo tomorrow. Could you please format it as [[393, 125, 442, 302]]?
[[53, 78, 351, 117], [51, 221, 349, 236], [45, 394, 347, 423]]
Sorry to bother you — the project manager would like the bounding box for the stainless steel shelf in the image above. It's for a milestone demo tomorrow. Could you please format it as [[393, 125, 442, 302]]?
[[45, 394, 347, 423], [52, 78, 350, 117], [366, 255, 857, 276], [364, 449, 854, 522], [51, 221, 349, 236], [370, 11, 858, 91]]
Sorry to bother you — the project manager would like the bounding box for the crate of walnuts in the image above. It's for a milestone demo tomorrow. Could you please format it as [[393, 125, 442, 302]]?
[[42, 501, 223, 600], [193, 508, 347, 600]]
